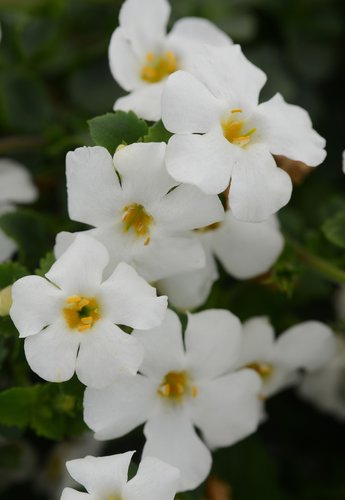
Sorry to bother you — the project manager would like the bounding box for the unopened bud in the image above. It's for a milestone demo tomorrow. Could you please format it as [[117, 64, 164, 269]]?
[[0, 285, 12, 316]]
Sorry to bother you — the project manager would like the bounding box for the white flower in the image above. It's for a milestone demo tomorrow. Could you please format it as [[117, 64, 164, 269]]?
[[162, 45, 326, 221], [57, 142, 224, 282], [298, 336, 345, 422], [109, 0, 232, 121], [10, 233, 167, 388], [61, 451, 180, 500], [0, 158, 38, 262], [84, 309, 262, 491], [158, 212, 284, 310], [237, 317, 336, 398]]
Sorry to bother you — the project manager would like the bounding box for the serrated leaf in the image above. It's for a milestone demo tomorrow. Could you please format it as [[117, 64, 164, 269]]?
[[144, 120, 172, 143], [322, 211, 345, 249], [35, 251, 55, 277], [0, 262, 28, 289], [88, 111, 148, 154]]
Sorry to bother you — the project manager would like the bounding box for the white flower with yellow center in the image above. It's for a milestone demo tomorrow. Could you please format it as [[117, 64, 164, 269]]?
[[162, 45, 326, 221], [10, 234, 167, 388], [109, 0, 232, 121], [61, 451, 180, 500], [237, 317, 336, 398], [0, 158, 38, 262], [57, 142, 224, 282], [84, 309, 262, 491], [158, 212, 284, 310]]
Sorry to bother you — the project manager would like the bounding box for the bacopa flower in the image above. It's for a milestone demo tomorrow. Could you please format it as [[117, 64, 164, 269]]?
[[109, 0, 232, 121], [237, 317, 336, 398], [58, 142, 224, 282], [298, 336, 345, 422], [10, 234, 167, 388], [0, 158, 37, 261], [61, 451, 180, 500], [84, 309, 262, 491], [158, 211, 284, 310], [162, 45, 326, 221]]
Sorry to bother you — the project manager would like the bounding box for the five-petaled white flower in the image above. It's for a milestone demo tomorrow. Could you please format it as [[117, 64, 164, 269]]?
[[61, 451, 180, 500], [57, 142, 224, 282], [10, 234, 167, 388], [162, 45, 326, 221], [109, 0, 232, 121], [0, 158, 38, 262], [237, 317, 336, 398], [158, 212, 284, 310], [84, 309, 262, 491]]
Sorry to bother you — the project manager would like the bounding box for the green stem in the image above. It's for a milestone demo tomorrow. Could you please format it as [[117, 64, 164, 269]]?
[[287, 236, 345, 284]]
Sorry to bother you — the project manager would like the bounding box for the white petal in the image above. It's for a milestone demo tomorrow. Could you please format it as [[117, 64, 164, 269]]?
[[133, 235, 206, 282], [124, 457, 179, 500], [24, 318, 79, 382], [76, 320, 144, 388], [0, 229, 16, 262], [255, 93, 326, 166], [66, 146, 122, 227], [191, 369, 262, 448], [185, 309, 242, 380], [143, 408, 212, 491], [119, 0, 170, 57], [131, 309, 186, 379], [10, 275, 63, 337], [114, 82, 164, 122], [46, 234, 109, 295], [155, 183, 224, 231], [114, 142, 176, 207], [0, 159, 37, 204], [66, 452, 134, 498], [211, 212, 284, 278], [262, 366, 299, 398], [230, 143, 292, 222], [54, 231, 77, 259], [157, 248, 218, 311], [169, 17, 232, 47], [84, 375, 157, 440], [162, 71, 223, 134], [274, 321, 336, 371], [109, 28, 141, 91], [100, 262, 167, 329], [184, 45, 266, 107], [166, 131, 236, 194], [237, 316, 275, 368], [61, 488, 94, 500]]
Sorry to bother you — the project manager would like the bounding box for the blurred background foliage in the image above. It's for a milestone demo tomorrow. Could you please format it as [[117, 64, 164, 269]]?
[[0, 0, 345, 499]]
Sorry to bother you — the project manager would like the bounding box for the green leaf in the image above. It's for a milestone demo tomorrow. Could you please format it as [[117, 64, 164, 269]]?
[[322, 211, 345, 249], [0, 386, 40, 428], [143, 120, 172, 143], [35, 251, 55, 277], [0, 262, 28, 289], [88, 111, 148, 154], [0, 210, 53, 269]]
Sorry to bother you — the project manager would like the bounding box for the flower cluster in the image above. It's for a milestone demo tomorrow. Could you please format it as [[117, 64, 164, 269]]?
[[3, 0, 341, 497]]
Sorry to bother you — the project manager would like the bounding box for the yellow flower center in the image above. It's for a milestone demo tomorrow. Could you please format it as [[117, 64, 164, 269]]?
[[158, 371, 198, 402], [247, 361, 274, 380], [195, 222, 222, 234], [222, 109, 256, 147], [141, 51, 177, 83], [63, 296, 100, 332], [122, 203, 153, 245]]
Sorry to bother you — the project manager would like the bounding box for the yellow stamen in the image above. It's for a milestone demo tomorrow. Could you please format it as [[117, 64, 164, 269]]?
[[141, 50, 177, 83], [192, 386, 198, 398], [222, 112, 256, 148], [231, 108, 242, 113], [122, 203, 154, 243], [158, 371, 197, 402], [247, 362, 274, 380], [63, 296, 100, 333]]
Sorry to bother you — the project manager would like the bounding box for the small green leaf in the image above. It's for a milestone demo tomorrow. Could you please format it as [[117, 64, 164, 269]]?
[[0, 386, 40, 428], [88, 111, 148, 154], [35, 251, 55, 277], [322, 211, 345, 249], [0, 262, 28, 289], [144, 120, 172, 143]]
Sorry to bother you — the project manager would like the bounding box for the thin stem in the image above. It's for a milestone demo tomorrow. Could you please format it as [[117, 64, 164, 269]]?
[[287, 236, 345, 284]]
